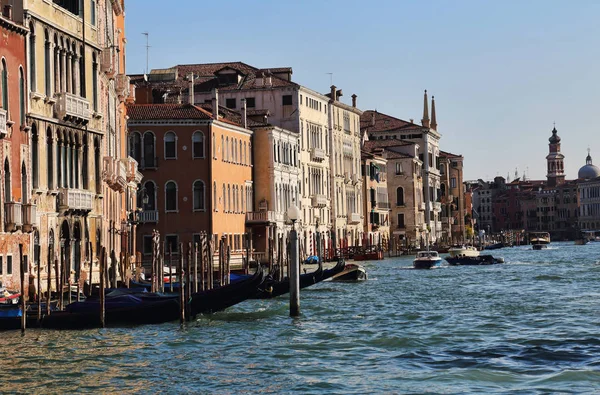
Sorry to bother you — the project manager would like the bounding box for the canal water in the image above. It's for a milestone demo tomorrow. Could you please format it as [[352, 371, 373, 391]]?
[[1, 242, 600, 394]]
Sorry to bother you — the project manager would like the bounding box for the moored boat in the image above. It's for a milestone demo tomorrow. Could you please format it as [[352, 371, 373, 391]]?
[[446, 254, 504, 266], [331, 263, 367, 282], [484, 242, 504, 250], [413, 251, 442, 270], [448, 245, 480, 258]]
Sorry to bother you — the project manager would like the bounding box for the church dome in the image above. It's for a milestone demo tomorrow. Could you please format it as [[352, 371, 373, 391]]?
[[578, 151, 600, 179], [549, 127, 561, 144]]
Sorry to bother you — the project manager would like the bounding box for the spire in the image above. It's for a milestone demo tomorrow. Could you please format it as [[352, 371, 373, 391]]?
[[586, 148, 592, 165], [421, 89, 430, 128], [430, 95, 437, 130]]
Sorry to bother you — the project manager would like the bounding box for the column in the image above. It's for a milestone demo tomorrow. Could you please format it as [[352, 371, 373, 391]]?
[[54, 46, 60, 94], [66, 52, 72, 93], [49, 42, 56, 96], [72, 55, 79, 95], [60, 49, 66, 93]]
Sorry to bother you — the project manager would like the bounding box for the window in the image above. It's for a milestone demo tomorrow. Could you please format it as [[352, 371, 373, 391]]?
[[282, 95, 292, 106], [143, 131, 156, 168], [396, 187, 404, 206], [451, 177, 457, 189], [213, 181, 217, 211], [129, 132, 142, 163], [193, 234, 201, 247], [164, 132, 177, 159], [90, 0, 96, 25], [7, 256, 12, 275], [395, 163, 403, 175], [225, 98, 236, 109], [92, 53, 98, 112], [246, 97, 255, 108], [143, 235, 153, 255], [192, 131, 204, 158], [165, 181, 177, 211], [29, 24, 36, 92], [165, 235, 179, 254], [44, 30, 51, 96], [397, 214, 405, 228], [144, 181, 156, 210], [193, 180, 205, 210], [32, 124, 39, 188], [300, 94, 303, 105], [1, 59, 7, 111], [19, 68, 25, 125]]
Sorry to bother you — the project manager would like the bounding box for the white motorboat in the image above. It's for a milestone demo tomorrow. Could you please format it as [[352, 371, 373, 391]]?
[[413, 251, 442, 270]]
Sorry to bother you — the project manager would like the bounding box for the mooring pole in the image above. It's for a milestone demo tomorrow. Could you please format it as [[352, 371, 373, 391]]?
[[36, 244, 41, 324], [169, 245, 173, 293], [193, 242, 198, 293], [178, 242, 185, 324], [99, 247, 106, 328], [19, 244, 26, 334], [289, 222, 300, 317], [46, 249, 52, 316], [186, 242, 192, 321]]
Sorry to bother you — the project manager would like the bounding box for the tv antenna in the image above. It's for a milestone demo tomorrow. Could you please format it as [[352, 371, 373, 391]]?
[[142, 32, 151, 74], [326, 73, 333, 86]]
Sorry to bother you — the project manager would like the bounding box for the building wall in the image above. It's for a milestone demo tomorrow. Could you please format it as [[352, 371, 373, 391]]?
[[578, 178, 600, 231], [362, 155, 389, 246]]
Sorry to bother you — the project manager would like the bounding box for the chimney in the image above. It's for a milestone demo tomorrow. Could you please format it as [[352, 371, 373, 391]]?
[[188, 73, 194, 105], [330, 85, 337, 102], [351, 94, 357, 108], [409, 118, 414, 124], [241, 98, 247, 129], [371, 112, 376, 126], [3, 4, 12, 19], [255, 72, 264, 87], [265, 70, 272, 87], [211, 88, 219, 119]]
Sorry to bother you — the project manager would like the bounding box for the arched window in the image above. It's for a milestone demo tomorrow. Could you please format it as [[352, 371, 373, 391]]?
[[212, 133, 216, 159], [225, 137, 229, 161], [165, 181, 177, 211], [143, 131, 155, 168], [21, 162, 27, 204], [233, 138, 238, 163], [1, 59, 7, 111], [31, 124, 39, 188], [396, 187, 404, 206], [129, 132, 142, 163], [94, 137, 101, 193], [243, 142, 247, 165], [29, 23, 36, 92], [82, 135, 88, 189], [92, 53, 98, 112], [192, 131, 204, 158], [19, 68, 25, 125], [227, 184, 231, 212], [44, 30, 51, 96], [164, 131, 177, 159], [4, 158, 11, 202], [46, 127, 53, 189], [221, 135, 224, 161], [440, 183, 446, 197], [144, 180, 156, 210], [239, 140, 243, 165], [193, 180, 205, 210], [222, 183, 226, 211]]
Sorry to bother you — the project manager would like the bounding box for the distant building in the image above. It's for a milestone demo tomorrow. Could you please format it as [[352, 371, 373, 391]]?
[[577, 150, 600, 231], [439, 151, 466, 243]]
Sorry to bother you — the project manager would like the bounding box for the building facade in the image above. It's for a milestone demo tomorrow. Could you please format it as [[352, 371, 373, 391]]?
[[439, 151, 465, 243], [361, 150, 389, 247]]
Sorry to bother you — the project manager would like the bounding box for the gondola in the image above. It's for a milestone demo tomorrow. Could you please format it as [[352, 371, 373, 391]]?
[[446, 254, 504, 266], [484, 242, 504, 250], [252, 259, 345, 299]]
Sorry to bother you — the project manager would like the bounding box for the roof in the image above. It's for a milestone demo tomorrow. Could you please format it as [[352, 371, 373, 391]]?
[[126, 104, 213, 120], [360, 110, 423, 134], [439, 150, 463, 159], [363, 140, 415, 151]]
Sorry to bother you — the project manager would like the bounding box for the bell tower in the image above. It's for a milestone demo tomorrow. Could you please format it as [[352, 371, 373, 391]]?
[[546, 124, 565, 187]]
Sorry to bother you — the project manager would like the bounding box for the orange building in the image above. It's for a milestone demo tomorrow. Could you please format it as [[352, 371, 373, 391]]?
[[127, 96, 255, 269]]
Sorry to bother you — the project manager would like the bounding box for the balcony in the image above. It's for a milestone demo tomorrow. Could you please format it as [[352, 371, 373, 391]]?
[[311, 194, 327, 208], [377, 201, 391, 210], [351, 173, 360, 185], [126, 157, 142, 183], [344, 172, 351, 184], [22, 203, 37, 233], [58, 189, 94, 211], [115, 159, 128, 191], [434, 202, 442, 212], [246, 211, 276, 224], [116, 74, 130, 99], [100, 46, 116, 78], [310, 147, 326, 162], [347, 213, 361, 224], [139, 210, 159, 223], [4, 202, 22, 232], [419, 202, 426, 211], [55, 92, 91, 124], [0, 108, 6, 137], [103, 157, 117, 185]]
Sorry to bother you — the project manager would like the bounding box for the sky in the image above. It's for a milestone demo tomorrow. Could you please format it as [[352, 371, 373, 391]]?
[[124, 0, 600, 182]]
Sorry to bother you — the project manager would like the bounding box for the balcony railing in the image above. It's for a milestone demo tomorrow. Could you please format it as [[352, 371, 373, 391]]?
[[116, 74, 131, 99], [100, 46, 116, 77], [22, 203, 37, 233], [310, 148, 326, 162], [140, 156, 158, 170], [311, 194, 327, 208], [58, 189, 94, 211], [139, 210, 159, 223], [115, 159, 127, 191], [377, 201, 391, 210], [0, 108, 7, 137], [103, 156, 117, 185], [434, 202, 442, 212], [4, 202, 22, 232], [126, 157, 141, 182], [55, 92, 91, 123], [347, 213, 361, 224], [351, 173, 360, 184], [246, 211, 276, 224]]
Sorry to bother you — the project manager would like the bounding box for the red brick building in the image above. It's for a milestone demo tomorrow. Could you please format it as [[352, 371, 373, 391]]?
[[0, 7, 33, 291]]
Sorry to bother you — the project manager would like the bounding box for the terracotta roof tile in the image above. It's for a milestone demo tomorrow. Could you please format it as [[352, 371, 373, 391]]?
[[126, 104, 213, 120], [361, 110, 423, 133]]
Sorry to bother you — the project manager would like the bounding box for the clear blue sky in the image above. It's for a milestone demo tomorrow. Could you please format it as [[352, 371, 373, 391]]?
[[124, 0, 600, 181]]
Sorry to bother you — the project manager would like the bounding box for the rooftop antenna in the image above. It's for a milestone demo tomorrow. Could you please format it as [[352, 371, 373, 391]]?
[[142, 32, 150, 74], [326, 73, 333, 86]]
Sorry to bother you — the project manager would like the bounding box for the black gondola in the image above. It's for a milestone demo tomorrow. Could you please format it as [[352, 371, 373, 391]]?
[[446, 255, 504, 266], [253, 259, 346, 299], [484, 243, 504, 250]]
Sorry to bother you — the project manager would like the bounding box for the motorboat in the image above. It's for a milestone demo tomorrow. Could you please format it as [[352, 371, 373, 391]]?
[[529, 232, 550, 245], [331, 263, 367, 282], [448, 245, 480, 258], [532, 244, 547, 250], [446, 254, 504, 266], [413, 251, 442, 270]]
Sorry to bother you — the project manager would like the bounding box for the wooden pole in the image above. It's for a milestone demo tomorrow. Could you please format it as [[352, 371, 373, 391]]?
[[178, 242, 185, 324], [46, 249, 52, 316], [169, 245, 173, 293], [151, 231, 156, 293], [88, 242, 93, 296], [19, 244, 26, 334], [186, 242, 192, 320], [226, 244, 231, 286], [208, 235, 213, 290], [193, 242, 198, 293], [59, 245, 64, 310], [67, 243, 72, 305], [289, 225, 300, 317], [36, 244, 41, 324], [159, 247, 164, 293], [111, 250, 117, 289], [99, 246, 106, 328], [53, 257, 59, 310]]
